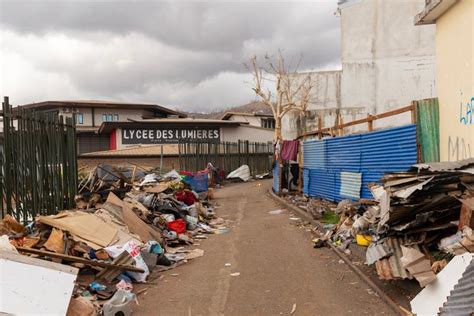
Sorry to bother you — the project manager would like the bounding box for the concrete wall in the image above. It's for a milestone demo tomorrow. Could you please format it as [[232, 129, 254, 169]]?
[[221, 125, 274, 143], [436, 0, 473, 161], [281, 0, 436, 140], [340, 0, 437, 129], [58, 108, 154, 126], [281, 70, 366, 140]]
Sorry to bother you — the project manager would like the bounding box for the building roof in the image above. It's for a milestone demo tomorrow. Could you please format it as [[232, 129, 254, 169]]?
[[79, 144, 179, 158], [414, 0, 458, 25], [220, 111, 274, 120], [16, 100, 187, 118], [98, 118, 247, 133]]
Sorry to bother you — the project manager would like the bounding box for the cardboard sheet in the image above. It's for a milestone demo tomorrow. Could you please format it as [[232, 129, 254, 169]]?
[[107, 192, 162, 242], [38, 211, 118, 248]]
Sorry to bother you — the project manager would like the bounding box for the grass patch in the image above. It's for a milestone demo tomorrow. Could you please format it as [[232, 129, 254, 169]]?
[[321, 211, 339, 224]]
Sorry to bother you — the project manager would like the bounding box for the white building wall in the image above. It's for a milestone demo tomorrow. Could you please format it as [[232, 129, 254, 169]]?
[[340, 0, 437, 129], [282, 70, 353, 140], [220, 125, 274, 143]]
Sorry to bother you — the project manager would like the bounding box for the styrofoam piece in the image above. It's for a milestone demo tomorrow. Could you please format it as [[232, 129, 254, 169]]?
[[410, 253, 473, 316], [0, 251, 78, 315]]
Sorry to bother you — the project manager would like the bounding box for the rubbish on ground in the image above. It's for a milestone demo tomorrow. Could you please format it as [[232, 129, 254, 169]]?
[[0, 162, 227, 315], [355, 234, 372, 247], [269, 209, 285, 215], [225, 263, 231, 267], [226, 165, 251, 182], [103, 289, 136, 316], [400, 246, 436, 287], [230, 272, 240, 276], [290, 303, 297, 315], [285, 159, 474, 289]]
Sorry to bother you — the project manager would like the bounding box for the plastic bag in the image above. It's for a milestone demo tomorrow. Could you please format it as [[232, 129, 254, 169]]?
[[105, 240, 149, 283]]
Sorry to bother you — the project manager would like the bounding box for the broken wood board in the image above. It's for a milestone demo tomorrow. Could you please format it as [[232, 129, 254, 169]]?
[[105, 192, 161, 242], [16, 247, 144, 273]]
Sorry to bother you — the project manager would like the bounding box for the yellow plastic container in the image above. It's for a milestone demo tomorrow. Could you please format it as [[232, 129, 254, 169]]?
[[356, 234, 372, 247]]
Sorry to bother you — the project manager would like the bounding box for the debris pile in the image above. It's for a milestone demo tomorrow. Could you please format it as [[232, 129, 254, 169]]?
[[364, 159, 474, 286], [292, 158, 474, 288], [0, 167, 228, 315]]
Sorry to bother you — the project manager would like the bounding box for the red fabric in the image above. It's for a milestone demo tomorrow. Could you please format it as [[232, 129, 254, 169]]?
[[175, 190, 196, 206], [281, 140, 299, 161], [167, 219, 186, 234], [109, 129, 117, 150]]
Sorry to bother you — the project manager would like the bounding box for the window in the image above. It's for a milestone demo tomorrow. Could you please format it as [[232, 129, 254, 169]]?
[[75, 113, 84, 124], [261, 118, 275, 129], [102, 113, 119, 122]]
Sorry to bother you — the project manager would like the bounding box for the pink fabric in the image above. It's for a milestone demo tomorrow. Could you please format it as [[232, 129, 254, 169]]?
[[281, 140, 299, 161]]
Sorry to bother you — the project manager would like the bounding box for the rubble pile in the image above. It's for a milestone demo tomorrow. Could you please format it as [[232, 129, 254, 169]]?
[[0, 167, 228, 315], [293, 159, 474, 288], [362, 159, 474, 286]]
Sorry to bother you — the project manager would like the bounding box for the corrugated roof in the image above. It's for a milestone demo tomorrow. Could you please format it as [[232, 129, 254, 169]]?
[[439, 260, 474, 315], [220, 111, 274, 120], [16, 100, 187, 118], [414, 158, 474, 172]]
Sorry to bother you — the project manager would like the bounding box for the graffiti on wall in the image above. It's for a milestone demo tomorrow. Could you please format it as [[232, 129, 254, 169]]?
[[448, 136, 472, 161], [459, 96, 473, 125], [447, 93, 473, 161]]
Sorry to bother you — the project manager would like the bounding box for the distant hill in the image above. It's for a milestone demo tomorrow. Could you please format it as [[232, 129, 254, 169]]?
[[186, 101, 273, 119]]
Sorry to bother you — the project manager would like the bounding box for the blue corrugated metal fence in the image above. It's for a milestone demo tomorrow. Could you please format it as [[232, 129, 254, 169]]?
[[273, 163, 279, 193], [303, 124, 418, 201]]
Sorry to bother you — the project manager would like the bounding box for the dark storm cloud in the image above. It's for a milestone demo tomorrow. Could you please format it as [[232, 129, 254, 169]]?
[[0, 0, 341, 112]]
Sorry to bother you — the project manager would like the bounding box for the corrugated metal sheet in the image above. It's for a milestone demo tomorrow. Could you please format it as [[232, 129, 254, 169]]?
[[326, 135, 361, 171], [361, 171, 385, 199], [303, 140, 325, 169], [303, 125, 418, 202], [340, 172, 362, 200], [302, 168, 309, 195], [375, 237, 412, 280], [272, 163, 279, 193], [416, 98, 440, 163], [360, 124, 418, 171], [439, 260, 474, 316], [308, 169, 336, 201]]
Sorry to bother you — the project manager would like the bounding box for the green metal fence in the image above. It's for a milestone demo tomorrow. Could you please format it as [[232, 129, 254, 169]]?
[[416, 98, 440, 163], [179, 140, 273, 176], [1, 96, 78, 224]]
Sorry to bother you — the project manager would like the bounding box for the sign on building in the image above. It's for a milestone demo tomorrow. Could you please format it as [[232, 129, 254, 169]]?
[[121, 127, 220, 144]]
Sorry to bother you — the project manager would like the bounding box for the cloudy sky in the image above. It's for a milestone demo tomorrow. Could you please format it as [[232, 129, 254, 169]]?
[[0, 0, 341, 112]]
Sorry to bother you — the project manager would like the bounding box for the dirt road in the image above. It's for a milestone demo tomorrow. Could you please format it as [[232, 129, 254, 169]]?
[[136, 180, 396, 316]]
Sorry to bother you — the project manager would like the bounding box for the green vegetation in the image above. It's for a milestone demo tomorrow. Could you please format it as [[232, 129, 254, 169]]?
[[321, 211, 339, 224]]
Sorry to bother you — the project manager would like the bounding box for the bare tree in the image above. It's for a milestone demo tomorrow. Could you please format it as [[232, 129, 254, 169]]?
[[249, 52, 315, 139]]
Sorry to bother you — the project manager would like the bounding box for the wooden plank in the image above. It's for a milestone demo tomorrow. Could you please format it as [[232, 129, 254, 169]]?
[[299, 104, 414, 138], [16, 247, 145, 273]]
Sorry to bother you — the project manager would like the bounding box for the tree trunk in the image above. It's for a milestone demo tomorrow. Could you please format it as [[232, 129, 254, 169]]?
[[275, 116, 282, 139]]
